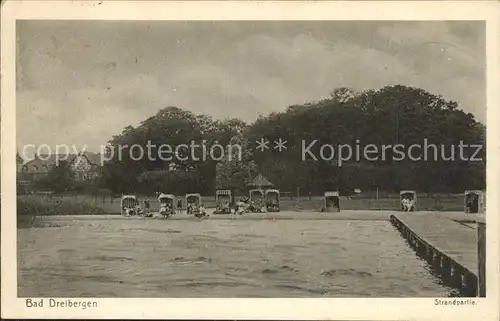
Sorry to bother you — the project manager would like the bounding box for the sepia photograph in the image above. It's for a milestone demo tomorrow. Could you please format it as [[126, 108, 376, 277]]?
[[2, 1, 499, 320]]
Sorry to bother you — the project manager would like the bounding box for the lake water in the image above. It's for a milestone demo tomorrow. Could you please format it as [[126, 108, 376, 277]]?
[[17, 212, 454, 297]]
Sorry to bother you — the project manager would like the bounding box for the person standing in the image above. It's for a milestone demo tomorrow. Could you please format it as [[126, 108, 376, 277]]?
[[144, 199, 150, 216], [177, 197, 183, 214]]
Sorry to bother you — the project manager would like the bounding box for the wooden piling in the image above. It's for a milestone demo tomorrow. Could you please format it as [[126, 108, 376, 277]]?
[[465, 273, 478, 297], [440, 256, 451, 278], [432, 252, 441, 269], [450, 265, 463, 288], [477, 222, 486, 297]]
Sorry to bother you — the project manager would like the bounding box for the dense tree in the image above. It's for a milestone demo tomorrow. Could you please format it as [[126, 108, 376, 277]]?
[[102, 107, 246, 194], [242, 85, 485, 194], [94, 85, 486, 195], [215, 135, 258, 194]]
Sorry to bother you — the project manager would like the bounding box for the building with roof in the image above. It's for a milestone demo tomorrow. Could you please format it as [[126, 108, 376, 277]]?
[[247, 173, 274, 189], [22, 152, 103, 182], [16, 152, 24, 174]]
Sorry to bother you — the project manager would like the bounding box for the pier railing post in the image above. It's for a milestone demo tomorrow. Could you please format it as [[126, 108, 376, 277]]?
[[477, 222, 486, 297]]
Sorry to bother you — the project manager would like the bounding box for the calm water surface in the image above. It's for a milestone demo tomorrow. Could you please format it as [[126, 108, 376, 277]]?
[[18, 214, 453, 297]]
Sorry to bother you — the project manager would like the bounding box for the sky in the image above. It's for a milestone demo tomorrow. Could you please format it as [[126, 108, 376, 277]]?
[[16, 21, 486, 155]]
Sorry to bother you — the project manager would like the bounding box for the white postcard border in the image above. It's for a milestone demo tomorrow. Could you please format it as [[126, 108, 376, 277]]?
[[1, 1, 499, 320]]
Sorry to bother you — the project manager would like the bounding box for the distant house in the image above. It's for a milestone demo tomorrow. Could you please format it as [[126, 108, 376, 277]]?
[[22, 152, 102, 182], [70, 153, 102, 181]]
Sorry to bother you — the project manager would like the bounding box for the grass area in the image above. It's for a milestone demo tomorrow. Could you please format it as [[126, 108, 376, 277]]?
[[17, 195, 107, 228]]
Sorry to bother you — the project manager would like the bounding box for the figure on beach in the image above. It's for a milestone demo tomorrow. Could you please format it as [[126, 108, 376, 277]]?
[[199, 204, 207, 215], [235, 197, 249, 215], [401, 197, 415, 212]]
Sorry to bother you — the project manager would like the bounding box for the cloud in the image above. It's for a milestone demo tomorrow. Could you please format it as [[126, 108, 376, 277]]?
[[376, 22, 485, 119], [16, 21, 485, 152]]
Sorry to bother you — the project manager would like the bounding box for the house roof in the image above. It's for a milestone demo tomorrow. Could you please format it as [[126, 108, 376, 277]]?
[[74, 152, 102, 166], [24, 152, 102, 167], [247, 173, 274, 187]]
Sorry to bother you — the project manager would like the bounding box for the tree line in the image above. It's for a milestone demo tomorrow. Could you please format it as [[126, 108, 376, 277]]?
[[34, 85, 487, 196]]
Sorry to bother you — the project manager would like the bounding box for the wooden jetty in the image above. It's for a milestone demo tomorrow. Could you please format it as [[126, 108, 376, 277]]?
[[390, 212, 485, 297]]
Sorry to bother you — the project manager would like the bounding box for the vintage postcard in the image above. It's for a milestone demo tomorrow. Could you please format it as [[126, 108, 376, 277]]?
[[1, 0, 499, 320]]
